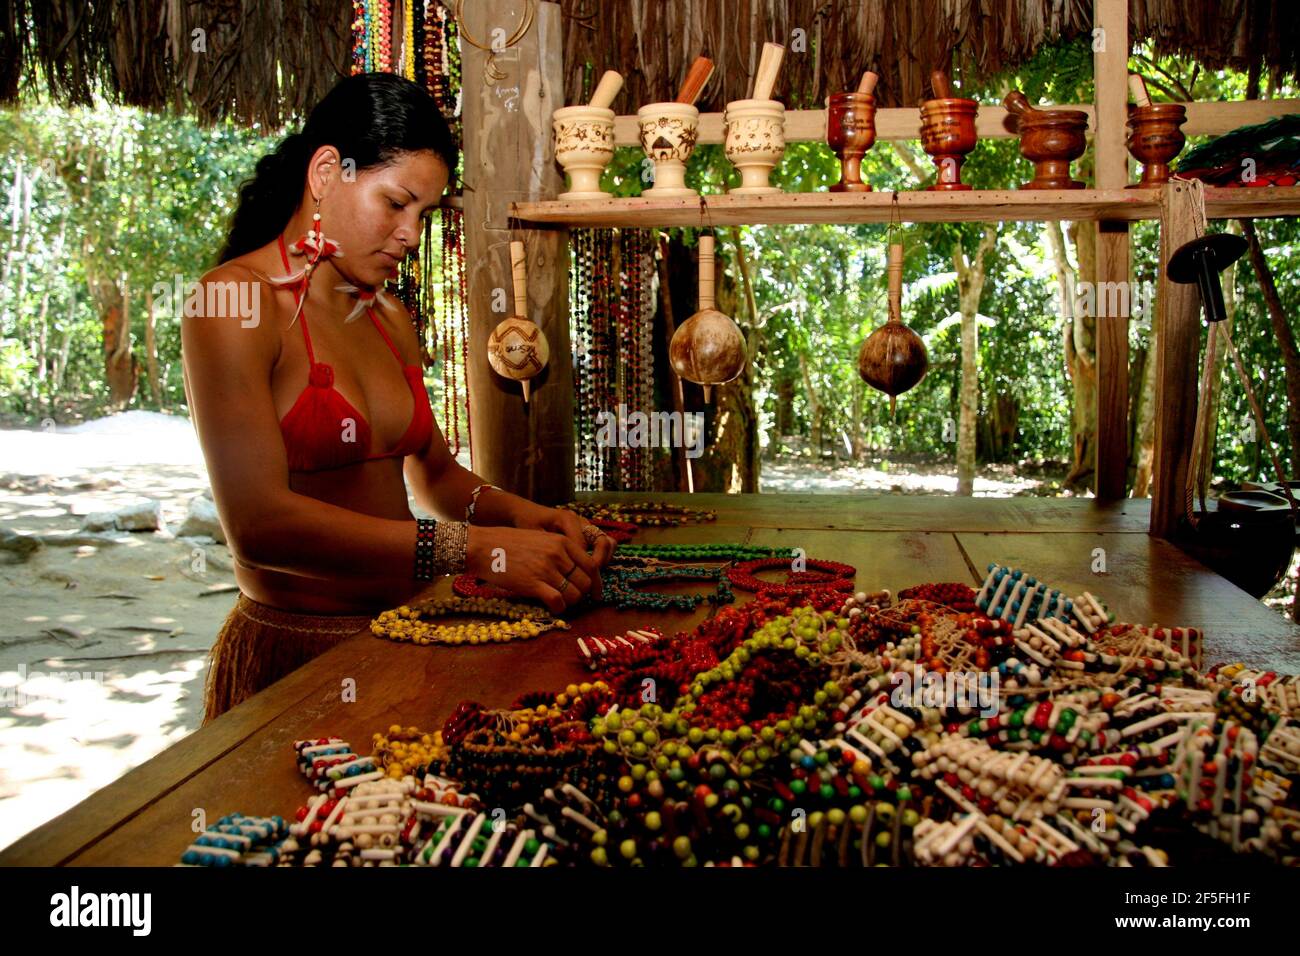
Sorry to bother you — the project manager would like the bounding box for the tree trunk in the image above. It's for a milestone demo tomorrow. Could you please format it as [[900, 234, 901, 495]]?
[[1241, 219, 1300, 474], [851, 378, 864, 458], [1056, 220, 1098, 491], [952, 226, 998, 496], [799, 350, 823, 456], [145, 289, 162, 407]]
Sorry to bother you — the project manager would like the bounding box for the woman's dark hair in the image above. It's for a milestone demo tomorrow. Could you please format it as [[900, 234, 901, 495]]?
[[217, 73, 458, 264]]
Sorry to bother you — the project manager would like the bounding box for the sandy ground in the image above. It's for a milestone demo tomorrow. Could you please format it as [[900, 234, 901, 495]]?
[[0, 412, 234, 850]]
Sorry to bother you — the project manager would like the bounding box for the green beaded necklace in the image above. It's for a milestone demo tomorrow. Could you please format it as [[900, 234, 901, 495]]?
[[614, 543, 797, 562], [603, 564, 735, 612]]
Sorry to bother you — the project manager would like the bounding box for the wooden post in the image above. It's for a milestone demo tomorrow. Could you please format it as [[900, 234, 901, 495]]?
[[461, 0, 574, 504], [1150, 181, 1201, 538], [1094, 0, 1130, 499]]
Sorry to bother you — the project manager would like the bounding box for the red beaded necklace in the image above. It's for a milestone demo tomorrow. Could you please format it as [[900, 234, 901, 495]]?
[[725, 557, 857, 595]]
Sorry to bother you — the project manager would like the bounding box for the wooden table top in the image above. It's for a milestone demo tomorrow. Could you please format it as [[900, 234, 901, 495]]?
[[4, 494, 1298, 866]]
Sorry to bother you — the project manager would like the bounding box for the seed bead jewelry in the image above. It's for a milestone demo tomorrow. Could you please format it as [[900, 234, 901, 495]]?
[[602, 564, 734, 612], [726, 557, 857, 595], [560, 501, 718, 526], [615, 543, 796, 562], [371, 595, 568, 646]]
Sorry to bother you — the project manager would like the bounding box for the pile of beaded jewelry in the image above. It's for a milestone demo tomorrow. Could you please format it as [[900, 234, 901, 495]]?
[[559, 500, 718, 527], [370, 595, 568, 646]]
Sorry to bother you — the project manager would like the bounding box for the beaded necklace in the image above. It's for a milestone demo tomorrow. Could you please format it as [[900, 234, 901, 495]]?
[[726, 557, 857, 595], [560, 500, 718, 526], [371, 595, 568, 646], [615, 543, 795, 562], [602, 564, 734, 612]]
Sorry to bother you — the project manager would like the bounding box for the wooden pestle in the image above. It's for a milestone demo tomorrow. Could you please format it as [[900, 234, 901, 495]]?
[[1003, 90, 1042, 116], [1128, 73, 1152, 107], [588, 70, 623, 109], [751, 42, 785, 101], [675, 56, 715, 105], [930, 70, 952, 100], [857, 70, 879, 96]]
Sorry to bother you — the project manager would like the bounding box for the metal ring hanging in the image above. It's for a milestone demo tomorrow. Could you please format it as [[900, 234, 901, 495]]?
[[454, 0, 536, 82]]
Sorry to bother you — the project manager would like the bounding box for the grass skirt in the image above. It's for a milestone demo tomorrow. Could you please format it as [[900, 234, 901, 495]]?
[[203, 593, 372, 724]]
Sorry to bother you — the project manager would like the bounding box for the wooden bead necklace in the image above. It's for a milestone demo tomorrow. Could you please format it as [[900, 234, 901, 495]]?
[[370, 595, 568, 646]]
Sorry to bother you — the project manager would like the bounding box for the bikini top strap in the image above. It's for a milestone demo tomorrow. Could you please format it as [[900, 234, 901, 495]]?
[[366, 307, 406, 366], [277, 233, 316, 364]]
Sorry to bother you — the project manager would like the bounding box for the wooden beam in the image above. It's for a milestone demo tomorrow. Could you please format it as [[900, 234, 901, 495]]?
[[1151, 181, 1203, 538], [462, 1, 574, 504], [1094, 0, 1130, 499], [513, 185, 1300, 229], [611, 99, 1300, 147], [514, 188, 1164, 227]]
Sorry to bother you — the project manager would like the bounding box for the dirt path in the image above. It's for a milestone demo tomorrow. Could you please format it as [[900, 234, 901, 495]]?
[[0, 412, 234, 850]]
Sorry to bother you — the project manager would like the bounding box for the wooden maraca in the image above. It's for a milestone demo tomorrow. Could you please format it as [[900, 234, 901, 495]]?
[[487, 241, 550, 403], [857, 242, 928, 416], [669, 234, 746, 403]]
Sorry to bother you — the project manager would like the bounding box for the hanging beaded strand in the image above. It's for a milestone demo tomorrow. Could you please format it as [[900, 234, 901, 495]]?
[[375, 0, 393, 72], [402, 0, 416, 80], [350, 1, 368, 74], [638, 229, 657, 490]]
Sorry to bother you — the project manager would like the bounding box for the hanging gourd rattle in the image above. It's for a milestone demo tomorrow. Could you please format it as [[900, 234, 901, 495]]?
[[669, 233, 747, 403], [857, 241, 929, 416], [487, 240, 550, 403]]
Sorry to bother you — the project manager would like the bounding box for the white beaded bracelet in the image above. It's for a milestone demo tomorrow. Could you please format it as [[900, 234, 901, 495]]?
[[465, 483, 501, 523]]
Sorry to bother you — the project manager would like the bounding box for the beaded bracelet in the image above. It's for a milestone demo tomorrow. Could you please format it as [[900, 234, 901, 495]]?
[[465, 482, 501, 523], [413, 519, 469, 580]]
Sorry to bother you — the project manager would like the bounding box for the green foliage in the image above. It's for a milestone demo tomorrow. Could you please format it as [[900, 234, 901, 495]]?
[[0, 99, 270, 416]]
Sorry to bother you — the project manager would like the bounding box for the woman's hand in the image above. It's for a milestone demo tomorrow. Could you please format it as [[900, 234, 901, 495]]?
[[513, 502, 616, 572], [465, 524, 601, 615]]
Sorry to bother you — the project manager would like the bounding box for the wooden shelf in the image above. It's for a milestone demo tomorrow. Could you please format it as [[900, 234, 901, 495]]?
[[511, 186, 1300, 228]]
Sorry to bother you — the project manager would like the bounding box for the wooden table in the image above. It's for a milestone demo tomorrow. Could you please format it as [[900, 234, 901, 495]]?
[[4, 494, 1298, 866]]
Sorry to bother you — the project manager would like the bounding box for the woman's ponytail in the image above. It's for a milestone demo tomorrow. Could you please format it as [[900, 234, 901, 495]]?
[[216, 132, 312, 264]]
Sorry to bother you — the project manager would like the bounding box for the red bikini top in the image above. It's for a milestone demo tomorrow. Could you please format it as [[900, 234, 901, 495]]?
[[276, 235, 433, 473]]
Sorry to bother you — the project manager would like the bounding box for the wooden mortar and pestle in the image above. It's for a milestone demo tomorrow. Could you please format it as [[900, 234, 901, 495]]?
[[669, 233, 747, 402], [486, 240, 550, 403], [826, 70, 879, 192], [637, 56, 714, 197], [919, 71, 979, 190], [1125, 73, 1187, 188], [857, 242, 929, 416], [1003, 90, 1090, 189]]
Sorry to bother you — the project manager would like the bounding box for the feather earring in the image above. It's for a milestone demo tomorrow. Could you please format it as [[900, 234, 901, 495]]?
[[268, 199, 345, 326]]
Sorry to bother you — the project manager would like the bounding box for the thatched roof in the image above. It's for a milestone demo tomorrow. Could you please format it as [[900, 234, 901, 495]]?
[[2, 1, 1297, 125]]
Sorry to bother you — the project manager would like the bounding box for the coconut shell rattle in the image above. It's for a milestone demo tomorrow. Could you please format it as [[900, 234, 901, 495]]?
[[487, 240, 550, 403], [857, 242, 928, 415], [669, 234, 746, 403]]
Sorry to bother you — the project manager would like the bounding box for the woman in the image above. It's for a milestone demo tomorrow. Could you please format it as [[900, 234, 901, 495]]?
[[183, 73, 613, 723]]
